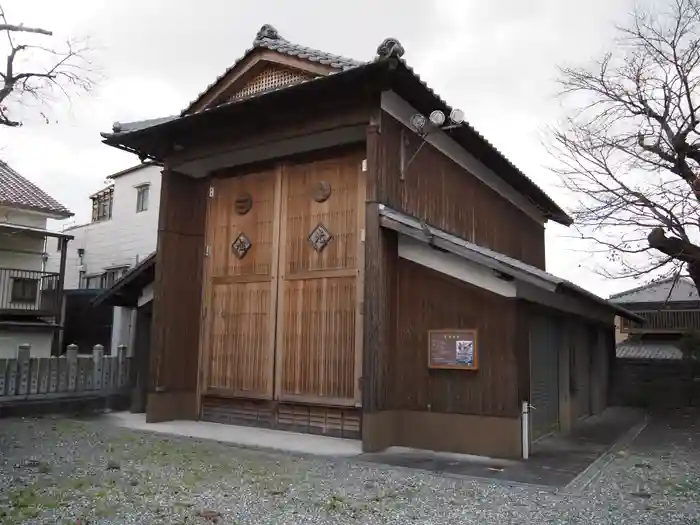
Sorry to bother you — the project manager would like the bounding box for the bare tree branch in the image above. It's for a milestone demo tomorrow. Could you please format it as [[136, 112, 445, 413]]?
[[0, 24, 51, 36], [551, 0, 700, 293], [0, 4, 96, 127]]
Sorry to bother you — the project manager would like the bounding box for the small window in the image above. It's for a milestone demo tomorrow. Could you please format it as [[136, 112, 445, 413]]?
[[91, 186, 114, 222], [100, 267, 128, 289], [11, 278, 38, 303], [136, 184, 149, 213], [85, 275, 101, 290]]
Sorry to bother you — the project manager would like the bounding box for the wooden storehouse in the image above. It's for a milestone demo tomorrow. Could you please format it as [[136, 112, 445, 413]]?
[[101, 25, 639, 458]]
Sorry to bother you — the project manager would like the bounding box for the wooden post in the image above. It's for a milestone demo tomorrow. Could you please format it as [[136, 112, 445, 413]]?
[[117, 345, 127, 389], [17, 344, 31, 396], [93, 344, 104, 390], [66, 344, 78, 391], [56, 236, 69, 316]]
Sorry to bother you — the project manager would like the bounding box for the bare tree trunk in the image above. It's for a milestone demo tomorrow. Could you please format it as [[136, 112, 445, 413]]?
[[687, 262, 700, 294]]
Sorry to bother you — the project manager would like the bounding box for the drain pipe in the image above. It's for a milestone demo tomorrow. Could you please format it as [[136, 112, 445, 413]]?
[[521, 401, 530, 460]]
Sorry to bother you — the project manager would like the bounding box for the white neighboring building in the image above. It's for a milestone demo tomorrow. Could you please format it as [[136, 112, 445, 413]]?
[[0, 160, 73, 358], [45, 162, 161, 352]]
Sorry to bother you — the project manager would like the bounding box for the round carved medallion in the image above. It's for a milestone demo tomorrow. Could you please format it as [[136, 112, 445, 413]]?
[[312, 181, 332, 203], [234, 192, 253, 215]]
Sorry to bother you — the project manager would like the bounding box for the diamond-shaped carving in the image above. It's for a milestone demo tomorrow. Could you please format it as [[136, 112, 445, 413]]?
[[232, 232, 252, 259], [308, 223, 332, 252]]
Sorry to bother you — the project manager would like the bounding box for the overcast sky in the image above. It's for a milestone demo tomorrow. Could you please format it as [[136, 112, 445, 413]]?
[[0, 0, 649, 296]]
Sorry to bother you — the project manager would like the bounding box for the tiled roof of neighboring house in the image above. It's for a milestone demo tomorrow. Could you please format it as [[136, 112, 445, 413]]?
[[609, 276, 699, 304], [0, 160, 73, 218], [616, 341, 683, 360], [181, 24, 363, 115], [102, 26, 573, 226]]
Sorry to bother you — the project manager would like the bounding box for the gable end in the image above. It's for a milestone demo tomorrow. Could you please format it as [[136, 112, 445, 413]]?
[[229, 63, 317, 103]]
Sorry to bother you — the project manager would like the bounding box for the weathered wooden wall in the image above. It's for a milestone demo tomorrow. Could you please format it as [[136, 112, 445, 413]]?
[[375, 114, 546, 269], [362, 112, 533, 456], [148, 170, 207, 422], [392, 259, 519, 415], [363, 258, 521, 457]]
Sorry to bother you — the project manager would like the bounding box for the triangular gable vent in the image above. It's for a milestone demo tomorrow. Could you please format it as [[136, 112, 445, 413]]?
[[227, 63, 318, 103]]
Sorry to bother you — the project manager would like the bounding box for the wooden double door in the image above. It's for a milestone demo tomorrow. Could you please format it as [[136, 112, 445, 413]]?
[[199, 150, 365, 409]]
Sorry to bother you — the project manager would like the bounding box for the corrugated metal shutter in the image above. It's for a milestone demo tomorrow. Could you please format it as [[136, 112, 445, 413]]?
[[574, 324, 592, 419], [529, 314, 560, 440]]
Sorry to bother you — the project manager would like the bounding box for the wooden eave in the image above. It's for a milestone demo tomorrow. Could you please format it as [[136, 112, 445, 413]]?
[[102, 58, 572, 225]]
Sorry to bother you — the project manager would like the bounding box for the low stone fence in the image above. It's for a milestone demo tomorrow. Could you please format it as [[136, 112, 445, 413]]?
[[611, 357, 700, 409], [0, 343, 132, 417]]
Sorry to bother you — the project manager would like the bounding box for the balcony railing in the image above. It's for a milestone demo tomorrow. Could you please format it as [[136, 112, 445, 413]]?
[[0, 268, 61, 315], [620, 309, 700, 333]]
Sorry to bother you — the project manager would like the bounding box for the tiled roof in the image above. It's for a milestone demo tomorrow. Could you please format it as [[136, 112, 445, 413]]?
[[379, 205, 641, 321], [181, 24, 363, 116], [0, 160, 72, 218], [616, 341, 683, 360], [111, 116, 178, 135], [609, 276, 699, 304], [103, 28, 572, 225]]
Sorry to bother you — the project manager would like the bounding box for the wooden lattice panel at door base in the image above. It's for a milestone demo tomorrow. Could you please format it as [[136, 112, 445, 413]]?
[[230, 64, 317, 101], [276, 404, 361, 438]]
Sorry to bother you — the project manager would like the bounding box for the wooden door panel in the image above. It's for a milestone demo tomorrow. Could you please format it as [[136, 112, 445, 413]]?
[[282, 155, 361, 275], [200, 151, 365, 409], [209, 171, 277, 279], [278, 277, 356, 403], [206, 281, 274, 397], [200, 168, 280, 400], [276, 151, 364, 406]]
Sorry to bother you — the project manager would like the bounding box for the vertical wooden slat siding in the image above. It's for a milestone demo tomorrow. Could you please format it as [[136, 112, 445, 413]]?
[[277, 150, 363, 405], [278, 277, 356, 400], [394, 260, 519, 417], [362, 119, 398, 413], [151, 170, 207, 397], [376, 114, 546, 269]]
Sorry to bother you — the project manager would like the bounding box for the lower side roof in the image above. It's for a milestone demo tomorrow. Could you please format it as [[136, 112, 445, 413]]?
[[378, 205, 642, 323]]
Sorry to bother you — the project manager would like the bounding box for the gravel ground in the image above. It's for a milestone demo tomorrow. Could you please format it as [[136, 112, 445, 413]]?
[[1, 410, 699, 525]]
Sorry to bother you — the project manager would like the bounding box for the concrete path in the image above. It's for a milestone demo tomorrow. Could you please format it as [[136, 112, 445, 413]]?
[[358, 406, 647, 489], [104, 411, 363, 457]]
